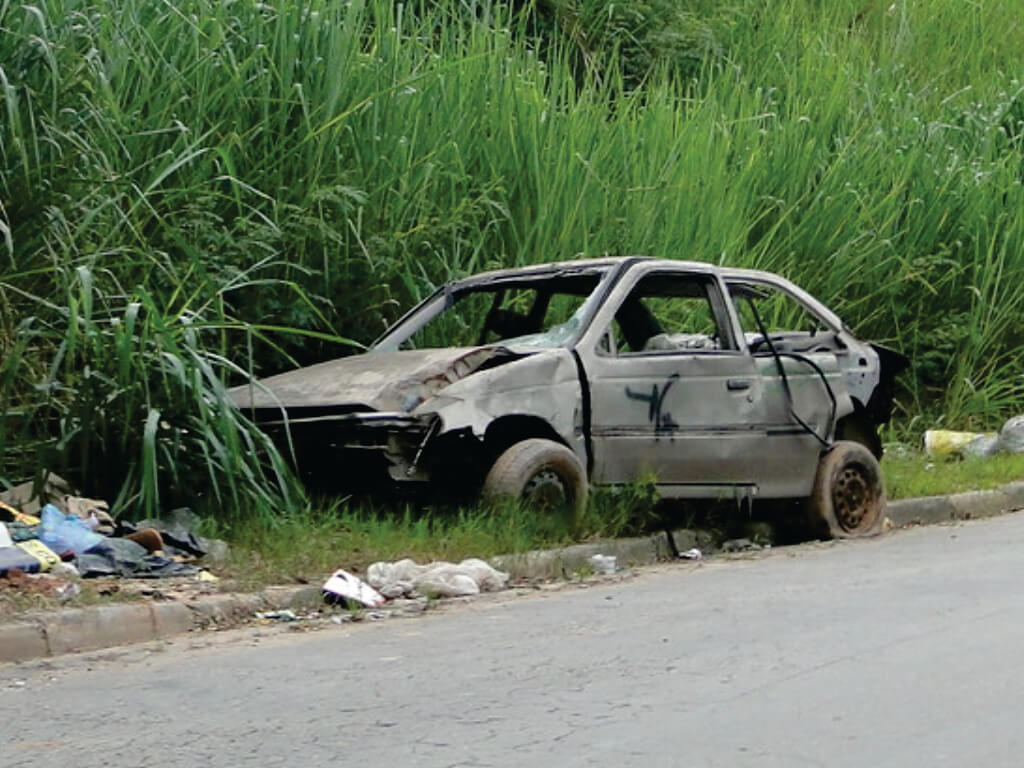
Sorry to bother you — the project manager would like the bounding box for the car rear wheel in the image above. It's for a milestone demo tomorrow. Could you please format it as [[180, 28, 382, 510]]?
[[483, 438, 587, 532], [806, 440, 885, 539]]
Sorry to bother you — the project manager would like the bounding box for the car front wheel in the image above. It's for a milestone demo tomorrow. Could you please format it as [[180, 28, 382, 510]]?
[[483, 438, 587, 532], [806, 440, 885, 539]]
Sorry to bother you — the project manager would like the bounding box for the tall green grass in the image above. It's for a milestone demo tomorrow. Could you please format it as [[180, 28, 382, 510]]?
[[1, 0, 1023, 516]]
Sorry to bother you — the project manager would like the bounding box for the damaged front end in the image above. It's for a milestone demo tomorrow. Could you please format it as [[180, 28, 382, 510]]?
[[228, 346, 531, 498], [250, 408, 441, 496]]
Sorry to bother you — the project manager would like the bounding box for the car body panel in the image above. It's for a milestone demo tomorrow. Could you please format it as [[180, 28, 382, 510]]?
[[228, 257, 906, 502]]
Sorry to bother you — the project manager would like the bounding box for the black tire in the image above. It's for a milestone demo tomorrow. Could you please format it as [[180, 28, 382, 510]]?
[[806, 440, 885, 539], [483, 438, 588, 531]]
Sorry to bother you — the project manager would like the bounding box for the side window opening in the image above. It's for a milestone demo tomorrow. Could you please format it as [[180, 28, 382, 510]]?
[[607, 273, 737, 355], [727, 281, 843, 355]]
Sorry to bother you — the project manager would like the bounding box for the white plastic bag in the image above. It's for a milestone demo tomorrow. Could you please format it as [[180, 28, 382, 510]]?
[[322, 569, 386, 607], [999, 415, 1024, 455]]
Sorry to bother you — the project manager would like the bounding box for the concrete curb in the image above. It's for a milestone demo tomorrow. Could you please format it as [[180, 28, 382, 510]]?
[[0, 585, 323, 664], [885, 481, 1024, 528], [4, 482, 1023, 664]]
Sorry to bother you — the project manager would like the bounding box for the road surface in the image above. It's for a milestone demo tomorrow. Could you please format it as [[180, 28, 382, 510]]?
[[4, 513, 1024, 767]]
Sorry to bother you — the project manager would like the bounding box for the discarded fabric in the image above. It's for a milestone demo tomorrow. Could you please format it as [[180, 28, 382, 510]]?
[[323, 569, 386, 607], [119, 508, 214, 559], [0, 540, 60, 576], [366, 558, 509, 599], [76, 538, 199, 579]]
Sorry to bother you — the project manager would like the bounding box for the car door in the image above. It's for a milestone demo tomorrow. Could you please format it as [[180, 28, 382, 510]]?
[[725, 277, 845, 497], [579, 267, 767, 497]]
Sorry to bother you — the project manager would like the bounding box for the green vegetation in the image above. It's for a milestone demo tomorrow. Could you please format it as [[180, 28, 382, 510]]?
[[2, 0, 1023, 519], [883, 451, 1024, 501]]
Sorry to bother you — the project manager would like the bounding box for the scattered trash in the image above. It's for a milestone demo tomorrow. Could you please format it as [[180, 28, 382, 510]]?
[[39, 504, 104, 556], [76, 538, 199, 579], [323, 569, 387, 608], [924, 430, 996, 458], [0, 539, 61, 576], [588, 554, 617, 575], [50, 561, 80, 580], [0, 501, 40, 526], [365, 558, 509, 599], [1000, 416, 1024, 455], [256, 609, 298, 622], [678, 547, 703, 560], [64, 496, 116, 535], [123, 528, 164, 554], [925, 416, 1024, 459], [721, 538, 761, 553], [0, 479, 224, 600], [54, 582, 81, 602]]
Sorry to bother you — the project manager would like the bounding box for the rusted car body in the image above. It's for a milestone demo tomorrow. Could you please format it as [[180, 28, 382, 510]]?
[[230, 258, 906, 536]]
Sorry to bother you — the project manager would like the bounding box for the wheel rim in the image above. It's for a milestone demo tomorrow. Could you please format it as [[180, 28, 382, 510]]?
[[523, 468, 568, 511], [832, 464, 875, 532]]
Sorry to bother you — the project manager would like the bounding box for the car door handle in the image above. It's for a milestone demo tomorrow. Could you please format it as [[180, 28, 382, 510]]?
[[726, 379, 752, 391]]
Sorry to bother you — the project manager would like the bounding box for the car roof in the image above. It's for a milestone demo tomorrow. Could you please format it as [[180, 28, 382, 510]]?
[[452, 256, 787, 286]]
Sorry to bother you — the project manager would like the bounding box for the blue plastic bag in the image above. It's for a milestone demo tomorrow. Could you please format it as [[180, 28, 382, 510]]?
[[39, 504, 104, 555]]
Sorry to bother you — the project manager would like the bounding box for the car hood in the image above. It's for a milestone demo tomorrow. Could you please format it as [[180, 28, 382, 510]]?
[[227, 346, 526, 413]]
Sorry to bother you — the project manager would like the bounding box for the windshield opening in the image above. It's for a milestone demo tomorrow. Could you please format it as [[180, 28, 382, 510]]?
[[373, 269, 609, 351]]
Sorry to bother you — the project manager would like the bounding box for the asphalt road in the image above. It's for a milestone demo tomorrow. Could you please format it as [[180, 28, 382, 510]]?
[[4, 513, 1024, 768]]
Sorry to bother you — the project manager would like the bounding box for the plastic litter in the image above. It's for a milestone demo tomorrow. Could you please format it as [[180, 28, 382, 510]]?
[[588, 554, 617, 575], [64, 495, 116, 535], [923, 416, 1024, 459], [39, 504, 103, 556], [0, 500, 40, 526], [54, 582, 81, 602], [256, 610, 298, 622], [964, 434, 1001, 457], [678, 547, 703, 560], [322, 569, 386, 608], [50, 561, 80, 580], [924, 430, 992, 458], [19, 540, 61, 570], [0, 523, 11, 549], [365, 558, 509, 599], [999, 415, 1024, 455]]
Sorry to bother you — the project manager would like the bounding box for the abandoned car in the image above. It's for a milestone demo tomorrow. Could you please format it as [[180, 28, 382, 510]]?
[[229, 258, 907, 538]]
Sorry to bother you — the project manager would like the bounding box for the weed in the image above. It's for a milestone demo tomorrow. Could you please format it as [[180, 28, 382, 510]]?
[[2, 0, 1024, 519]]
